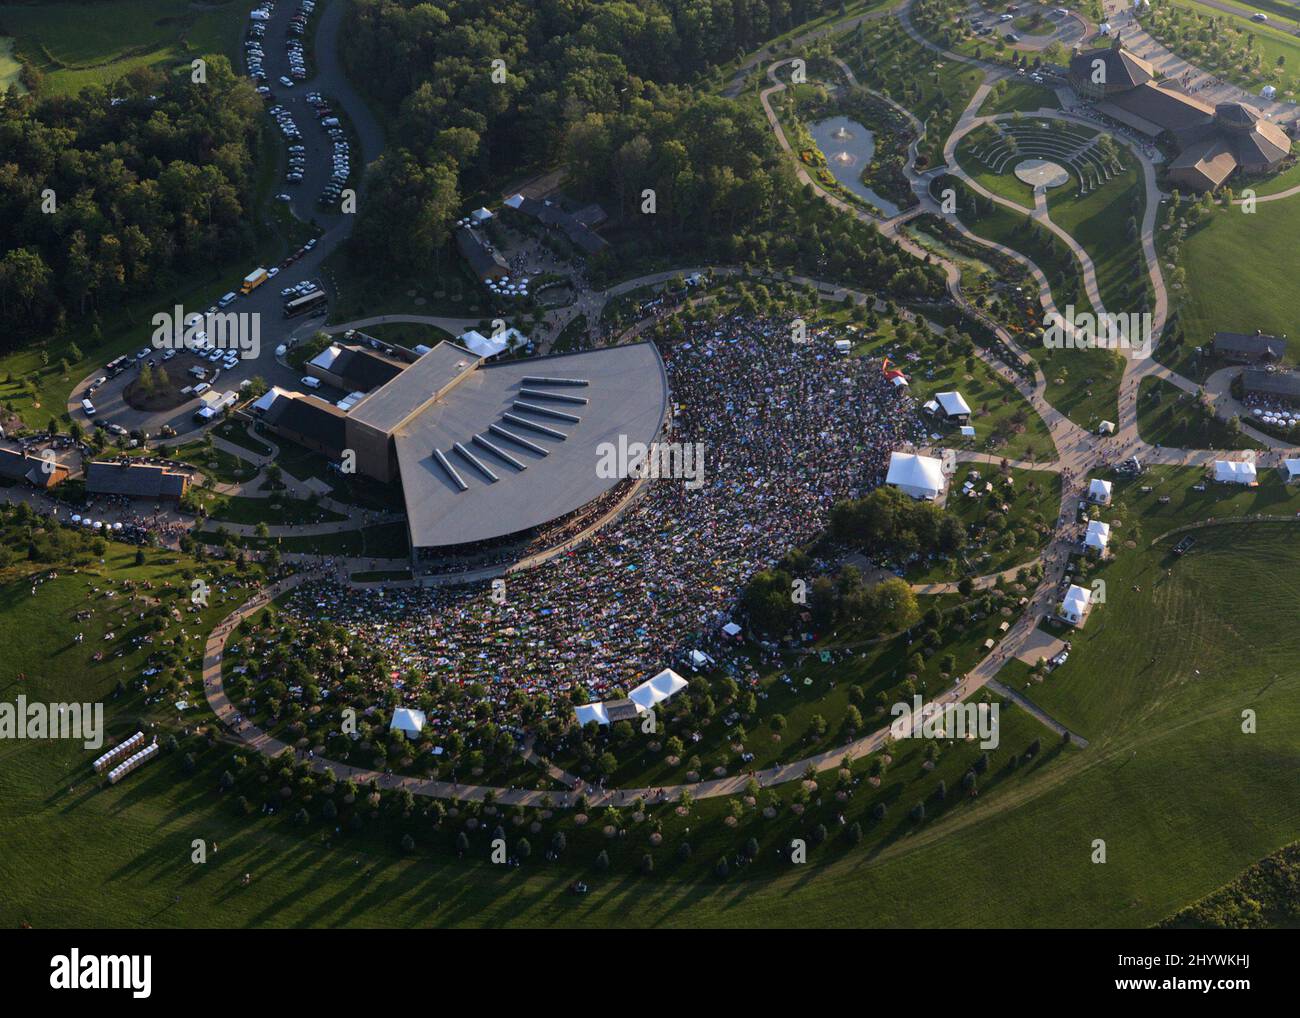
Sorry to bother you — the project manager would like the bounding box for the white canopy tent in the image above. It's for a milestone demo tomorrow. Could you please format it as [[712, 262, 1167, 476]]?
[[1084, 519, 1111, 553], [721, 621, 742, 637], [1214, 460, 1257, 485], [935, 390, 972, 419], [1060, 584, 1093, 627], [1283, 458, 1300, 482], [251, 386, 291, 414], [457, 329, 510, 358], [389, 708, 426, 739], [886, 451, 945, 500], [1097, 420, 1116, 435], [1088, 478, 1113, 504], [959, 425, 976, 437], [628, 669, 688, 711]]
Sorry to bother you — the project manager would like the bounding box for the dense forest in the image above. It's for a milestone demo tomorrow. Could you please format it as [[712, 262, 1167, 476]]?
[[342, 0, 944, 294], [0, 56, 261, 347]]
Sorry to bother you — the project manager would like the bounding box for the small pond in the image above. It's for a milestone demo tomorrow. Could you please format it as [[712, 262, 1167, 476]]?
[[807, 115, 900, 217]]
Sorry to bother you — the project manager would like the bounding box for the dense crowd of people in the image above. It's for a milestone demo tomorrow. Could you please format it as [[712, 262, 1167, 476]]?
[[282, 312, 929, 725]]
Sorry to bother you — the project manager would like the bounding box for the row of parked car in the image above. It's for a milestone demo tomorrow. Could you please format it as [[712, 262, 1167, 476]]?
[[279, 274, 319, 300], [306, 92, 351, 207], [244, 4, 273, 84]]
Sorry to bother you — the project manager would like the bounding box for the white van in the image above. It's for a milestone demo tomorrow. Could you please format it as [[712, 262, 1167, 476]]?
[[193, 382, 211, 396], [218, 291, 237, 308], [81, 398, 96, 417], [301, 375, 321, 389]]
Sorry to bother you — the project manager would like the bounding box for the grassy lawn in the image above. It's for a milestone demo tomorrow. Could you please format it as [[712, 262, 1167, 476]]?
[[213, 420, 273, 458], [1095, 463, 1300, 539], [908, 467, 1061, 582], [200, 495, 347, 528], [0, 35, 26, 93], [1011, 521, 1300, 743], [978, 79, 1061, 116], [557, 593, 1022, 790], [168, 441, 261, 487], [822, 309, 1053, 461], [551, 313, 590, 353], [201, 521, 407, 557], [4, 513, 1300, 927], [4, 0, 247, 95], [1164, 197, 1300, 375], [956, 133, 1035, 210], [718, 0, 902, 91], [1136, 377, 1261, 450], [947, 187, 1123, 429], [905, 348, 1056, 462], [1046, 155, 1148, 317], [1142, 1, 1300, 97], [1034, 344, 1124, 432]]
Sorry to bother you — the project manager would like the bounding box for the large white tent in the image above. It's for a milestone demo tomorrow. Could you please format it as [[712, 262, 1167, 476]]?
[[1283, 458, 1300, 483], [886, 451, 945, 500], [1088, 478, 1113, 504], [628, 668, 688, 711], [935, 391, 972, 419], [1084, 519, 1111, 553], [390, 708, 426, 738], [575, 702, 611, 727], [1214, 460, 1257, 485], [1060, 584, 1093, 627]]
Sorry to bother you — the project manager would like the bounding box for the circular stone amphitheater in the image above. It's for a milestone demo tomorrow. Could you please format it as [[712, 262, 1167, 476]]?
[[1014, 158, 1070, 189]]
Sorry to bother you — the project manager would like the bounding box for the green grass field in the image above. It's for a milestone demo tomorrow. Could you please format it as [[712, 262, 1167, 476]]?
[[0, 34, 27, 92], [977, 79, 1060, 117], [3, 0, 248, 96], [1167, 197, 1300, 372], [4, 505, 1300, 927], [1136, 377, 1261, 450], [908, 467, 1060, 582], [1143, 0, 1300, 97], [1046, 155, 1147, 318]]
